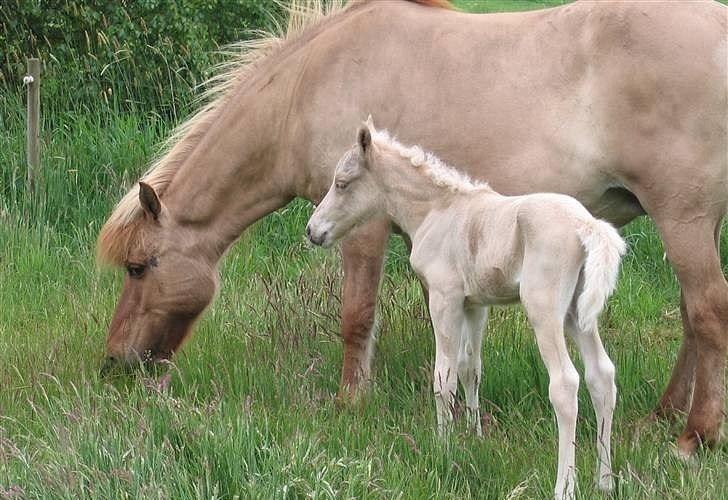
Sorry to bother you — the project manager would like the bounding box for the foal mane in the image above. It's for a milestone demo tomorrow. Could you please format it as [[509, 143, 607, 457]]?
[[97, 0, 454, 266], [370, 129, 493, 194]]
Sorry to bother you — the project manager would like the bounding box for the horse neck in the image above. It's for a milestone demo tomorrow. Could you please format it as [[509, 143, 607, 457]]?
[[161, 66, 300, 262], [373, 154, 455, 237]]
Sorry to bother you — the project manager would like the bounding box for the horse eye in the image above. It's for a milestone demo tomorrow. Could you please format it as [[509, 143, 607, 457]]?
[[335, 181, 348, 190], [126, 264, 146, 279]]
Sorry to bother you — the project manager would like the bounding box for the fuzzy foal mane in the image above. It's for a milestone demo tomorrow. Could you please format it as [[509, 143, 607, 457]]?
[[97, 0, 454, 266], [370, 128, 493, 194]]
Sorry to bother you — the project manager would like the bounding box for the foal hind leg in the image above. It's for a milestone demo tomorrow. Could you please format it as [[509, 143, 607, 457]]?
[[338, 219, 391, 402], [654, 217, 728, 455], [458, 305, 488, 436], [565, 315, 616, 491], [522, 286, 579, 499]]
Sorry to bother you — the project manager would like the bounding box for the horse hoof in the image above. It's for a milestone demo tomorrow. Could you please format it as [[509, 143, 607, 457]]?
[[335, 386, 367, 410], [676, 431, 701, 458]]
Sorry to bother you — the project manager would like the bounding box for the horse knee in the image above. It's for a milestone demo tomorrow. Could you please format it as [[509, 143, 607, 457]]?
[[687, 292, 728, 353], [341, 301, 376, 345]]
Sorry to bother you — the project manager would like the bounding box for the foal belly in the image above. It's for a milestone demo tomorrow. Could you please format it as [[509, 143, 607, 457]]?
[[465, 267, 520, 306]]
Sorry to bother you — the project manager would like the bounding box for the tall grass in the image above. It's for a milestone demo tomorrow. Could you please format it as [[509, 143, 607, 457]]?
[[2, 0, 728, 498]]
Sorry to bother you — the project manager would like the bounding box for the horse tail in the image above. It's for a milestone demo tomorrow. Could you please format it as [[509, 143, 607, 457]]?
[[575, 218, 626, 333]]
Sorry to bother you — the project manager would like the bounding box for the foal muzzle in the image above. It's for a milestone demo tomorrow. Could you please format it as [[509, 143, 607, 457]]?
[[306, 223, 330, 247]]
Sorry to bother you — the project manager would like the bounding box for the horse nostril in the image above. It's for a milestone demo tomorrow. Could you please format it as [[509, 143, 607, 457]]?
[[306, 225, 312, 237]]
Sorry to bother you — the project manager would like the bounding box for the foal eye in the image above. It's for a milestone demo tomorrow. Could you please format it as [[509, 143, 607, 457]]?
[[335, 181, 348, 190], [126, 264, 146, 279]]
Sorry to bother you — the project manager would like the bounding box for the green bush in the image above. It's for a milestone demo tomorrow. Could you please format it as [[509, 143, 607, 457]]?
[[0, 0, 282, 115]]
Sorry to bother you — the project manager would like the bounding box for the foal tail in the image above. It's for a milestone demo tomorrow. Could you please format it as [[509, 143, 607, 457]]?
[[575, 219, 626, 333]]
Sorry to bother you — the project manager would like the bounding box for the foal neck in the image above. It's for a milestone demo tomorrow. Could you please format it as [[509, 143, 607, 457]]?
[[372, 143, 492, 237]]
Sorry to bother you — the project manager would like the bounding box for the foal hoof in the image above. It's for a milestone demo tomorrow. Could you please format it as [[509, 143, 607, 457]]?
[[597, 474, 615, 492]]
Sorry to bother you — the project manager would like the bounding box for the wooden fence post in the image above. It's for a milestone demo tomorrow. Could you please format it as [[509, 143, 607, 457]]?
[[25, 58, 40, 193]]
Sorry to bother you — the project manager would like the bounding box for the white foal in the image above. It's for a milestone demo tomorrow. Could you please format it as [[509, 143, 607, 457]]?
[[306, 121, 625, 499]]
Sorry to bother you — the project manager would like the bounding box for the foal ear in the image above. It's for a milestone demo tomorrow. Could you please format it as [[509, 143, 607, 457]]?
[[357, 126, 372, 156], [139, 181, 161, 220], [364, 114, 375, 130]]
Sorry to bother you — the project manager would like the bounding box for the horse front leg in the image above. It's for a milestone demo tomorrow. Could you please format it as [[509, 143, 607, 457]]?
[[337, 218, 391, 403]]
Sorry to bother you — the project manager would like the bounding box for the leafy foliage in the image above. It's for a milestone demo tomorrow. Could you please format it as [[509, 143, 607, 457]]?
[[0, 0, 282, 113]]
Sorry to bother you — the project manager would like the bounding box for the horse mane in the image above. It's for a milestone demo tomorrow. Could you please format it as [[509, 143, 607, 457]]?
[[97, 0, 454, 266], [370, 128, 494, 194]]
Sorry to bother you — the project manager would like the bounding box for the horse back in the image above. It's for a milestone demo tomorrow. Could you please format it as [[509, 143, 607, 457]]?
[[296, 1, 727, 220]]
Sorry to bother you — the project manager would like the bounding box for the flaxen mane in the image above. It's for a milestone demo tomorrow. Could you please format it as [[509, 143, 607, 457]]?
[[97, 0, 453, 266], [370, 128, 493, 194]]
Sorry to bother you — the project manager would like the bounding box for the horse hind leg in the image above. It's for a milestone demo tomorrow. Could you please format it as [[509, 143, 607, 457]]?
[[565, 312, 616, 492], [654, 290, 696, 419], [653, 215, 728, 456]]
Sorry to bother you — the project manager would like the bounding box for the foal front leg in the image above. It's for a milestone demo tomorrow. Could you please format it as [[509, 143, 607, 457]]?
[[429, 288, 466, 436], [459, 305, 488, 436]]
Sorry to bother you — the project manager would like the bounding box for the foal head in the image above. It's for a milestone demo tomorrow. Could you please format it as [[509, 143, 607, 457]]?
[[306, 125, 383, 247], [100, 182, 219, 367]]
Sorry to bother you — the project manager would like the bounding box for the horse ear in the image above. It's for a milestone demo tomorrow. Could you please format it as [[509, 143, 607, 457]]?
[[139, 182, 161, 220], [358, 126, 372, 155]]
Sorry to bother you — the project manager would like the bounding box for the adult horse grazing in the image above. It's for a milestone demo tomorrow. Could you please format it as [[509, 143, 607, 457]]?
[[307, 123, 626, 498], [98, 0, 727, 456]]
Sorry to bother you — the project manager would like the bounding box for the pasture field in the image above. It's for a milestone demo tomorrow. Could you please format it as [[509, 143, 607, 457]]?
[[2, 0, 728, 498]]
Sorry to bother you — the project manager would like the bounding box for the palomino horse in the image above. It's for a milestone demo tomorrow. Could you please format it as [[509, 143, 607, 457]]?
[[306, 123, 626, 499], [98, 0, 727, 455]]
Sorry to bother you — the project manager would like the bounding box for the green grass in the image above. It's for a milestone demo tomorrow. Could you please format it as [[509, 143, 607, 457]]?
[[455, 0, 569, 12], [2, 0, 728, 498]]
